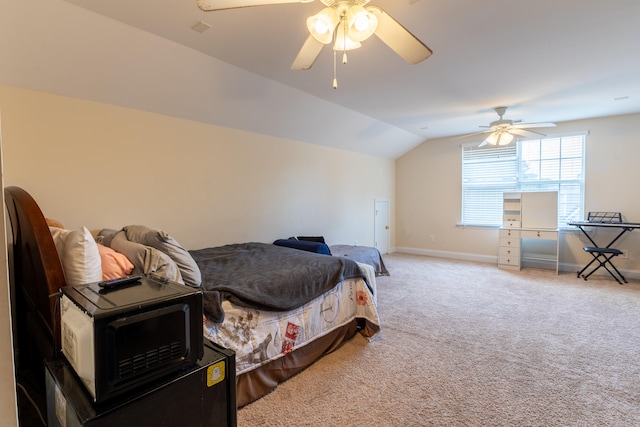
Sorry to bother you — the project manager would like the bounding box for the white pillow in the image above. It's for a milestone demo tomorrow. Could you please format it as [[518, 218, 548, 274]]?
[[50, 226, 102, 286]]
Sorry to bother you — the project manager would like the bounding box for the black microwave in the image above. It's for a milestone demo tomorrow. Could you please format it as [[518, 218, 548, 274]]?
[[60, 275, 204, 403]]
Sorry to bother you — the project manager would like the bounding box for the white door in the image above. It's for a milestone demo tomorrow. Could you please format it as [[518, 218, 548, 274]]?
[[374, 200, 390, 254]]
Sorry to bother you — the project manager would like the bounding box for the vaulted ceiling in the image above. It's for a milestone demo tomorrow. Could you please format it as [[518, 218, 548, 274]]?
[[5, 0, 640, 158]]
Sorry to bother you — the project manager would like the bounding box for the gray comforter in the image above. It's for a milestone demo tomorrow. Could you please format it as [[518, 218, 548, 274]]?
[[329, 245, 390, 276], [190, 242, 367, 323]]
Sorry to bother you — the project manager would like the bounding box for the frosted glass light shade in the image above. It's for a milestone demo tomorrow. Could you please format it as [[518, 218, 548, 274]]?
[[347, 5, 378, 42], [485, 132, 499, 145], [498, 132, 514, 146], [485, 130, 515, 146], [307, 7, 339, 44]]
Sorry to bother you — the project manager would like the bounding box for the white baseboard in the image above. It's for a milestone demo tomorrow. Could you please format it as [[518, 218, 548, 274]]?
[[390, 246, 640, 281], [392, 247, 495, 264]]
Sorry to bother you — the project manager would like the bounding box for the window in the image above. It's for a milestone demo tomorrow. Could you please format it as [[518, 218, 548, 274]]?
[[461, 133, 585, 228]]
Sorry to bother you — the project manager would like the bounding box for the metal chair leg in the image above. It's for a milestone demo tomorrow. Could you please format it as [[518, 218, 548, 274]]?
[[580, 247, 625, 284]]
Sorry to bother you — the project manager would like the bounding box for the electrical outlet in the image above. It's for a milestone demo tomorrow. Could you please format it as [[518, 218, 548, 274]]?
[[620, 249, 629, 259], [429, 235, 435, 243]]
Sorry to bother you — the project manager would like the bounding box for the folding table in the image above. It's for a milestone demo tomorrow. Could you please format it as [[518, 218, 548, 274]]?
[[569, 213, 640, 284]]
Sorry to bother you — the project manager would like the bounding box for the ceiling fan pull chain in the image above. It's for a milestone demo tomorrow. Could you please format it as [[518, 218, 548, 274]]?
[[342, 16, 348, 64], [333, 50, 338, 89]]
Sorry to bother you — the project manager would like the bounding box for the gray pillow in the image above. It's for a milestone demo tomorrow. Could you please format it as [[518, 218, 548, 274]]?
[[109, 231, 183, 284], [123, 225, 202, 288], [97, 228, 119, 247]]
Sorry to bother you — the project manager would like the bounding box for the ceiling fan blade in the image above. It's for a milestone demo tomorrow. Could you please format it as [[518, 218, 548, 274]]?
[[291, 35, 325, 70], [197, 0, 312, 12], [454, 130, 492, 139], [509, 128, 546, 138], [368, 6, 432, 65], [512, 122, 557, 129]]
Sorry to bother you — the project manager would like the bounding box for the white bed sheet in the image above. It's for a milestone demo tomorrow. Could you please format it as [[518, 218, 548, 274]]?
[[203, 263, 380, 375]]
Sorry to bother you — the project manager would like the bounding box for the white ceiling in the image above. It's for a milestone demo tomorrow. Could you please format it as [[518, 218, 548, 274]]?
[[54, 0, 640, 156]]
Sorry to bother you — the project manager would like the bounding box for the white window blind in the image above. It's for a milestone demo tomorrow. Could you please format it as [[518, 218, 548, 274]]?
[[461, 133, 585, 227]]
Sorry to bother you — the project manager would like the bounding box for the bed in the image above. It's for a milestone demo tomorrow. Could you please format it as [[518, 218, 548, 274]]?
[[4, 186, 381, 410]]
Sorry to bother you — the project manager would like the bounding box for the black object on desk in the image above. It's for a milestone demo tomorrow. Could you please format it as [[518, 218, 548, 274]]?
[[569, 213, 640, 284], [46, 341, 237, 427]]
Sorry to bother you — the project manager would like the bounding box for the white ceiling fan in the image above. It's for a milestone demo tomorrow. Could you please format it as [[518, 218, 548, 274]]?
[[197, 0, 432, 80], [468, 106, 557, 147]]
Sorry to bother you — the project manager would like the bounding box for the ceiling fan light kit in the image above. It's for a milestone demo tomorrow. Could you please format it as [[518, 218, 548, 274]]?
[[308, 3, 377, 48], [197, 0, 433, 86], [475, 106, 557, 148], [480, 130, 514, 147]]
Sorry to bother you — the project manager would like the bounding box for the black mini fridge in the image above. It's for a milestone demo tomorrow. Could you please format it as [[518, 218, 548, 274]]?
[[46, 341, 236, 427]]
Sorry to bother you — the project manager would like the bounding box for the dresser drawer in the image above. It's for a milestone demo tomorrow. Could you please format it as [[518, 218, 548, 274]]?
[[499, 237, 520, 247], [499, 228, 520, 238], [498, 252, 520, 266], [520, 230, 558, 240], [503, 220, 521, 228], [499, 246, 520, 259]]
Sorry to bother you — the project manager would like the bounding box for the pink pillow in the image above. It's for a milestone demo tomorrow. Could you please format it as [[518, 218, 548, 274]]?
[[97, 243, 134, 280]]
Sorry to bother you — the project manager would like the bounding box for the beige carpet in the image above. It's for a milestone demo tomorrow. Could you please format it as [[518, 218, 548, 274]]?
[[237, 253, 640, 426]]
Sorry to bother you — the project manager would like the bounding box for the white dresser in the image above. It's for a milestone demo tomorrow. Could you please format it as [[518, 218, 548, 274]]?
[[498, 192, 559, 273], [498, 227, 521, 268]]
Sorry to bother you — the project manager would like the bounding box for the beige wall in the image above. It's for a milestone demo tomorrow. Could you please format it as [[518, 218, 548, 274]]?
[[396, 112, 640, 275], [0, 85, 395, 249]]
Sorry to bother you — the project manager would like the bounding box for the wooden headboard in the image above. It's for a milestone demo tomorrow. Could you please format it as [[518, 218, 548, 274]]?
[[5, 186, 67, 362]]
